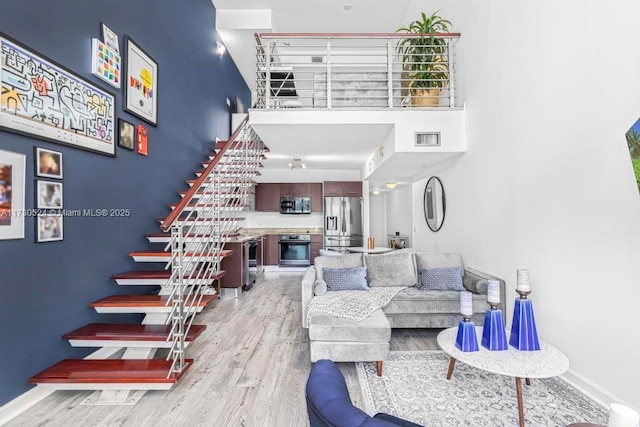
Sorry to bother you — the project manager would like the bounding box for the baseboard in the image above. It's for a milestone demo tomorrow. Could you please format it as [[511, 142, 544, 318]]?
[[0, 386, 52, 426], [561, 368, 640, 414], [0, 347, 124, 425]]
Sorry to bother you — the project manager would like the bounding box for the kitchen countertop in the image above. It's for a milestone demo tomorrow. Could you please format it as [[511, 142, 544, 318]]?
[[227, 227, 323, 243]]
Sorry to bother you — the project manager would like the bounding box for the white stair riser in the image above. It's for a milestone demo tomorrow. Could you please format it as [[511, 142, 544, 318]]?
[[66, 340, 194, 349], [146, 235, 233, 244], [113, 278, 215, 286], [36, 383, 174, 391], [93, 307, 205, 314]]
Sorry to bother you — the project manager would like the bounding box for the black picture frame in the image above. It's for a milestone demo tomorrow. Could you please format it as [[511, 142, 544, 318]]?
[[123, 36, 158, 126], [0, 33, 117, 157], [35, 211, 63, 243], [34, 147, 63, 179], [118, 118, 135, 150]]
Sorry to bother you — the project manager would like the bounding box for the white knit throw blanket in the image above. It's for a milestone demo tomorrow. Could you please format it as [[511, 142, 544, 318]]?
[[306, 287, 405, 327]]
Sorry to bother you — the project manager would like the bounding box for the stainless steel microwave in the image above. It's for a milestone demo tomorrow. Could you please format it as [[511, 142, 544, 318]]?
[[280, 197, 311, 214]]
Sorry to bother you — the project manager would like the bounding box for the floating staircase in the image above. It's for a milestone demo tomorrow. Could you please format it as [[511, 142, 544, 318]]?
[[29, 117, 267, 401]]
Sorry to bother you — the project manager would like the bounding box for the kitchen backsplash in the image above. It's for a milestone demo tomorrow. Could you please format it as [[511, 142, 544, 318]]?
[[245, 211, 324, 229]]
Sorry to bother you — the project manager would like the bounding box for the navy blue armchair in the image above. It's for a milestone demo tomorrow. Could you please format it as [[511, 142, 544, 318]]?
[[305, 359, 424, 427]]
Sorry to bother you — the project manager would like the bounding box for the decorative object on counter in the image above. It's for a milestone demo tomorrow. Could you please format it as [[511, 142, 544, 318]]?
[[367, 237, 375, 249], [481, 279, 507, 351], [124, 36, 158, 126], [388, 233, 408, 249], [608, 403, 640, 427], [509, 269, 540, 351], [455, 291, 479, 352]]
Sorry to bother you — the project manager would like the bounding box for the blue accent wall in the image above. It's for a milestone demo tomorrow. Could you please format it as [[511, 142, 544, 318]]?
[[0, 0, 250, 405]]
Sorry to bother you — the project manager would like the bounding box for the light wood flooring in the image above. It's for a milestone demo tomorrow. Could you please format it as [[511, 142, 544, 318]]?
[[7, 272, 441, 427]]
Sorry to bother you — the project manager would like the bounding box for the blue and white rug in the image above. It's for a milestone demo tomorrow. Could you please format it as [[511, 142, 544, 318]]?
[[357, 351, 608, 426]]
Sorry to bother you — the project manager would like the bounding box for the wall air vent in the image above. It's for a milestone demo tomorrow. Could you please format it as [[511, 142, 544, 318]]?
[[414, 132, 441, 147], [311, 56, 324, 63]]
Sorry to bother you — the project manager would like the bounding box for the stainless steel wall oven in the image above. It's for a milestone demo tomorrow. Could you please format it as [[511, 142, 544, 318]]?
[[278, 234, 311, 266]]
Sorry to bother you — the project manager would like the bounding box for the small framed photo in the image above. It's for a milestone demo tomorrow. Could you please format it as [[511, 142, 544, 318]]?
[[36, 212, 63, 242], [101, 22, 119, 53], [118, 119, 135, 150], [35, 147, 63, 179], [136, 124, 148, 156], [36, 180, 63, 209]]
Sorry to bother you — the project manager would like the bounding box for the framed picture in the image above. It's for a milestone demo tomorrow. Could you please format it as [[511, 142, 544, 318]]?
[[36, 212, 63, 243], [0, 149, 26, 240], [91, 38, 121, 89], [0, 33, 116, 157], [36, 180, 63, 209], [101, 22, 119, 53], [118, 119, 135, 150], [136, 124, 148, 156], [35, 147, 63, 179], [124, 36, 158, 126]]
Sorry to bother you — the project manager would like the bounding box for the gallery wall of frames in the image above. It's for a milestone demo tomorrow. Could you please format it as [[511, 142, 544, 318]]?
[[0, 0, 251, 406]]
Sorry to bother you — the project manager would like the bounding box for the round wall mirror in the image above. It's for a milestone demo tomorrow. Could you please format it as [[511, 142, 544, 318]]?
[[424, 176, 446, 232]]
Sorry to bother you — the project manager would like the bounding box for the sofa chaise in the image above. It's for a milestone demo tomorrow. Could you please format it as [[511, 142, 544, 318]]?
[[301, 250, 506, 375]]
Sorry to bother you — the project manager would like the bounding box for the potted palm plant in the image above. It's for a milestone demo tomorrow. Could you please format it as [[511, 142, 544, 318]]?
[[396, 11, 452, 106]]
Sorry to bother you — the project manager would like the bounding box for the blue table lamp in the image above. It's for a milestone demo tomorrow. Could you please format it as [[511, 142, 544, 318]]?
[[481, 279, 508, 351]]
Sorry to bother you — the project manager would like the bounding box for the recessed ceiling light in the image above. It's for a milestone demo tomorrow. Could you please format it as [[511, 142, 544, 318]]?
[[344, 3, 352, 11], [371, 189, 380, 195], [385, 182, 397, 189]]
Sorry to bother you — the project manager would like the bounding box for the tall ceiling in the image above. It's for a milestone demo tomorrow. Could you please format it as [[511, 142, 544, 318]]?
[[212, 0, 457, 189]]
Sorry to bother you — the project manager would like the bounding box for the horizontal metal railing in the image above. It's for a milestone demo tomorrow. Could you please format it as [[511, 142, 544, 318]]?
[[255, 32, 460, 109]]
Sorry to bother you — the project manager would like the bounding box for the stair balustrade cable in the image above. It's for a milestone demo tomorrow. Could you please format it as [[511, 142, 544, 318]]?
[[161, 118, 267, 376]]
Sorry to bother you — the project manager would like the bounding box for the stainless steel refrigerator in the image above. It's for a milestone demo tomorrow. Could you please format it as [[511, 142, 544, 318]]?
[[324, 197, 363, 252]]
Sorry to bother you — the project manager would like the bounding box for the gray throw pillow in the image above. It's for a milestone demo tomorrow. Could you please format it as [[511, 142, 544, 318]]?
[[463, 275, 488, 294], [365, 251, 417, 287], [419, 267, 465, 291], [323, 266, 369, 291], [313, 279, 328, 296]]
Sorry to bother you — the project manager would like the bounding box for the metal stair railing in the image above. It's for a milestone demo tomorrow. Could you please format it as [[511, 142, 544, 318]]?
[[159, 117, 267, 376]]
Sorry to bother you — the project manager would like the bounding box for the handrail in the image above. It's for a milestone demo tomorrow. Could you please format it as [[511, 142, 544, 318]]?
[[258, 32, 461, 39], [160, 115, 249, 231]]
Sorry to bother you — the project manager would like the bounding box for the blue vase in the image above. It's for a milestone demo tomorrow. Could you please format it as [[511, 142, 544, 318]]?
[[509, 297, 540, 350], [482, 308, 508, 351], [455, 319, 479, 352]]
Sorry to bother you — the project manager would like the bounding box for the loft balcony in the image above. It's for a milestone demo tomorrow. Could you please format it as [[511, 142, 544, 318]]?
[[254, 32, 461, 110], [248, 33, 466, 190]]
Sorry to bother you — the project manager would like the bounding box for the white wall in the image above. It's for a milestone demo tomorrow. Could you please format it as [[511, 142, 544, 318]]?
[[409, 0, 640, 410], [369, 193, 386, 245], [385, 185, 413, 247]]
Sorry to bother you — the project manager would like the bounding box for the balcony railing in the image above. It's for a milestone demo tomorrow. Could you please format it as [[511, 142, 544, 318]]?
[[255, 32, 460, 110]]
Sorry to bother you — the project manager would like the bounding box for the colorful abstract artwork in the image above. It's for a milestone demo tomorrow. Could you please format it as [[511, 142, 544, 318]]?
[[124, 37, 158, 126], [0, 34, 116, 156], [91, 38, 121, 88], [0, 149, 25, 240], [136, 124, 148, 156]]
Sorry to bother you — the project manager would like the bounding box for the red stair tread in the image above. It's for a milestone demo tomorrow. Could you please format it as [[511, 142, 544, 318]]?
[[29, 359, 194, 384], [89, 294, 218, 308], [111, 270, 225, 280], [63, 323, 206, 342]]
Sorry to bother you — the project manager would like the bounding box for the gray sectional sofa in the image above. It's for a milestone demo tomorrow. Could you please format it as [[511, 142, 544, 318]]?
[[301, 250, 505, 375]]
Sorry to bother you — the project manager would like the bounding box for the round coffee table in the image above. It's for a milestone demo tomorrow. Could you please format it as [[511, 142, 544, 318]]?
[[437, 326, 569, 427]]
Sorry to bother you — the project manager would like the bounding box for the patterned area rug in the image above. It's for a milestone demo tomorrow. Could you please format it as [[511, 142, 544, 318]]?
[[357, 351, 608, 427]]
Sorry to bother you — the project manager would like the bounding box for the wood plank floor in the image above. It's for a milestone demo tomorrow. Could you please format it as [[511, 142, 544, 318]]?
[[7, 273, 441, 427]]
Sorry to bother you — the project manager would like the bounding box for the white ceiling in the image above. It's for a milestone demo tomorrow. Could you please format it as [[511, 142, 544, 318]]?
[[213, 0, 459, 190]]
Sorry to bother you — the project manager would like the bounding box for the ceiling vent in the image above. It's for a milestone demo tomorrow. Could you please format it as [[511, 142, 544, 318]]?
[[311, 56, 324, 63], [414, 132, 441, 147]]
